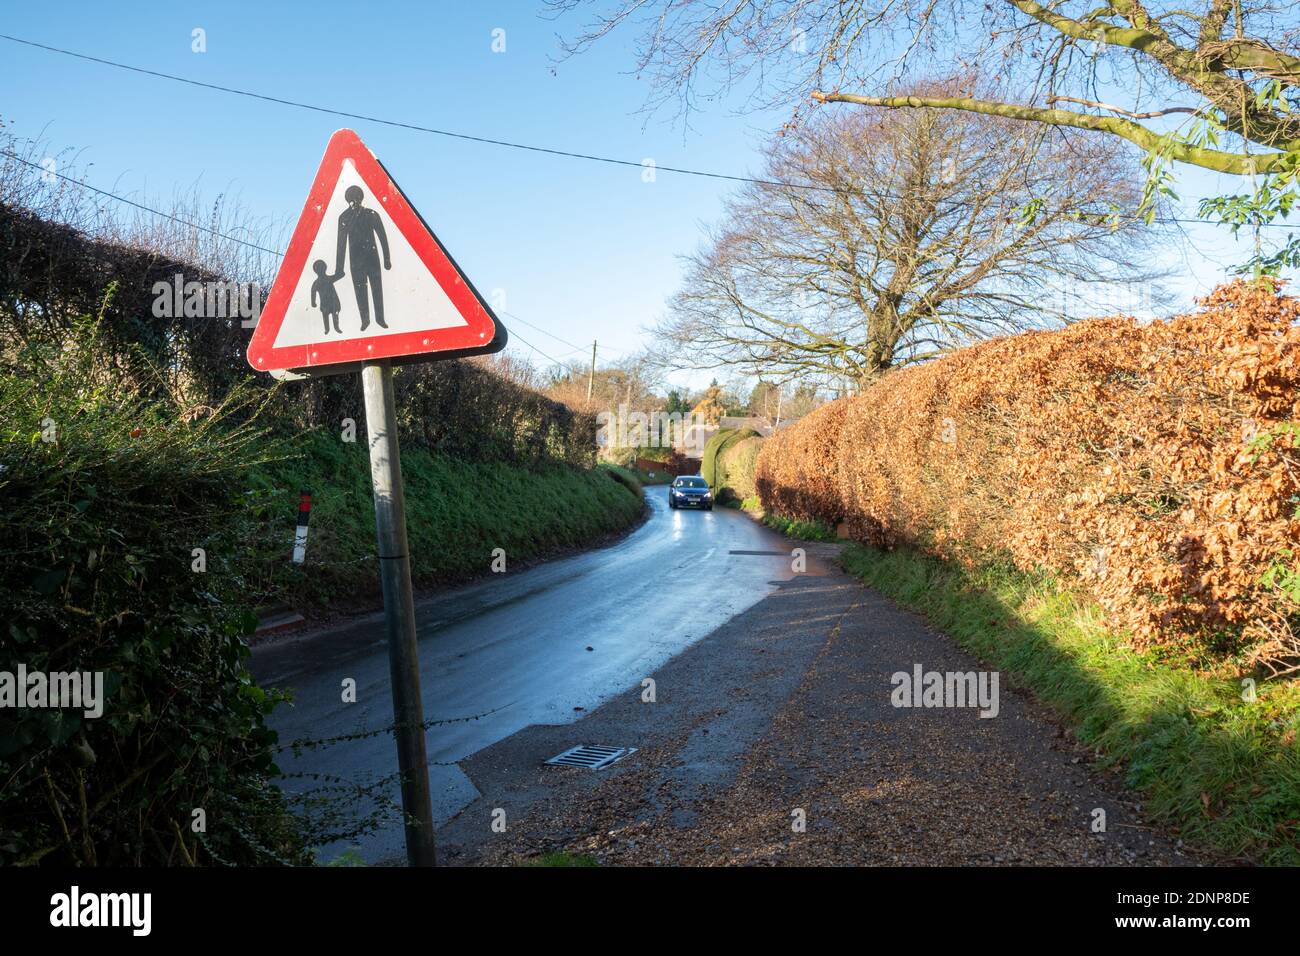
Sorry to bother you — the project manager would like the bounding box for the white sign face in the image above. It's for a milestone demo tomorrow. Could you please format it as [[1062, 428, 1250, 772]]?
[[270, 160, 469, 350], [247, 129, 505, 374]]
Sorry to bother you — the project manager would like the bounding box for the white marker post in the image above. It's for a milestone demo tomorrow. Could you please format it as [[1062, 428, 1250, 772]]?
[[292, 491, 312, 564]]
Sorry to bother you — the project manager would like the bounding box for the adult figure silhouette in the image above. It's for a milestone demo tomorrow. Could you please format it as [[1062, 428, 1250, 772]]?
[[334, 185, 391, 330]]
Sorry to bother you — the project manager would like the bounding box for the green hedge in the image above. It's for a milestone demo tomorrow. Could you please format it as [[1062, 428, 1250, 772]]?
[[0, 322, 306, 866], [0, 202, 597, 469], [715, 435, 764, 504], [701, 428, 758, 489]]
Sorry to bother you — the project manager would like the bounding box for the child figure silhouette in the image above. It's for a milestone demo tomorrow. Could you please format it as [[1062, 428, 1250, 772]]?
[[309, 260, 345, 334]]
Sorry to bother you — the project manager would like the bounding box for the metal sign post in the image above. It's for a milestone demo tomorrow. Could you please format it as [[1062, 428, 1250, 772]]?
[[361, 359, 436, 867], [247, 129, 506, 867]]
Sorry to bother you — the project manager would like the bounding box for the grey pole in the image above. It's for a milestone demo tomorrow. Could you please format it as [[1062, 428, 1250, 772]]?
[[361, 359, 437, 867]]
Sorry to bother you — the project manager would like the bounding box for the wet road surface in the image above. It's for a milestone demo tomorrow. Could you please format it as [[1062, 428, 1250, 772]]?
[[251, 494, 799, 863]]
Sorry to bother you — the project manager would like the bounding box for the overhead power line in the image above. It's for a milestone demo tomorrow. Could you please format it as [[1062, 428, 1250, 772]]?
[[501, 308, 622, 361], [1, 149, 284, 255], [502, 327, 572, 369], [1, 148, 594, 354], [500, 309, 587, 353], [4, 33, 1295, 233], [0, 32, 824, 194]]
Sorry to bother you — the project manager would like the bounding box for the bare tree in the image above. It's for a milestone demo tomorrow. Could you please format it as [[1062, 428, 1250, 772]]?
[[553, 2, 1300, 271], [544, 351, 664, 416], [649, 88, 1165, 387], [552, 1, 1300, 178], [745, 376, 825, 427]]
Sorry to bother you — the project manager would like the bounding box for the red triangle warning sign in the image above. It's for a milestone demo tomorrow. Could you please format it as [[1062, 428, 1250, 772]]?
[[247, 129, 506, 375]]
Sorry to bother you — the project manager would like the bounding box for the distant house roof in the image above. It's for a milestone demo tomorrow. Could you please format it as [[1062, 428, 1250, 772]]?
[[719, 416, 773, 437]]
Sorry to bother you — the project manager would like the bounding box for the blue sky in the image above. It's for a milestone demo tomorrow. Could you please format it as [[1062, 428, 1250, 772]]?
[[0, 1, 789, 384], [1, 1, 1292, 392]]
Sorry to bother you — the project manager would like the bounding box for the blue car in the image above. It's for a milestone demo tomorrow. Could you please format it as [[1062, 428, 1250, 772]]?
[[668, 475, 713, 510]]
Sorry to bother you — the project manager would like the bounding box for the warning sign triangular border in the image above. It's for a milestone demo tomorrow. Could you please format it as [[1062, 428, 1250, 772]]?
[[247, 128, 506, 375]]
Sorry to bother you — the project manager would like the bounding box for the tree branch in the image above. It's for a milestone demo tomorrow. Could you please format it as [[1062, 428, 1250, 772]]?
[[1045, 94, 1203, 120], [1203, 38, 1300, 83], [810, 91, 1291, 174]]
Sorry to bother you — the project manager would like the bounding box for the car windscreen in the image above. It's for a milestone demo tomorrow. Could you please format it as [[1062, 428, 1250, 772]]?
[[676, 478, 707, 488]]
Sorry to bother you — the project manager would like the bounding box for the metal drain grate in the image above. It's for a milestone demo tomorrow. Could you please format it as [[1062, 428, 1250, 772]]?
[[545, 745, 636, 770]]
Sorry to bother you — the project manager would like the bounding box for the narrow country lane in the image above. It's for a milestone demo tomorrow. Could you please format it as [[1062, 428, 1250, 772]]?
[[255, 493, 1200, 868], [251, 494, 801, 863]]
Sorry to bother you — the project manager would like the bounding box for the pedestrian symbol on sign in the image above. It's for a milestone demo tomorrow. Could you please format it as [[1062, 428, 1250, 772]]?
[[334, 184, 391, 331]]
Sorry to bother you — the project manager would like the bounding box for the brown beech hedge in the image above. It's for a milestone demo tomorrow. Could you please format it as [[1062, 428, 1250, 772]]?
[[757, 281, 1300, 668]]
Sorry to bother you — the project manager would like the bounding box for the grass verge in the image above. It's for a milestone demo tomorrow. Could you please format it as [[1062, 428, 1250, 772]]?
[[839, 542, 1300, 865], [762, 512, 838, 542], [601, 461, 672, 486], [245, 431, 645, 611]]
